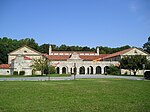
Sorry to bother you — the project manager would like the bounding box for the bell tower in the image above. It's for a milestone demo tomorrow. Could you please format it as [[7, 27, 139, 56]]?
[[49, 45, 52, 55]]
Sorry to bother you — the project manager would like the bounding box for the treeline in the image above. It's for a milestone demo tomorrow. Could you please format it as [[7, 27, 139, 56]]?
[[0, 37, 131, 64]]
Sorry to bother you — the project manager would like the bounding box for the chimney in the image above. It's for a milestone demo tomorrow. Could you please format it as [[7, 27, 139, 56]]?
[[97, 47, 99, 55], [49, 45, 52, 55]]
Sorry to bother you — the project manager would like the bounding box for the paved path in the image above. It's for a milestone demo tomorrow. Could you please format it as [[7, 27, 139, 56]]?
[[75, 75, 144, 80], [0, 77, 72, 81], [0, 75, 144, 81]]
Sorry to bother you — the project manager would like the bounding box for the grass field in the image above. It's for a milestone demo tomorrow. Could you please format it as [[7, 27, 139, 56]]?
[[0, 79, 149, 112]]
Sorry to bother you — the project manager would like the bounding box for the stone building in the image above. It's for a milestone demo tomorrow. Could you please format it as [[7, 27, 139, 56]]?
[[0, 46, 42, 75], [0, 45, 149, 75]]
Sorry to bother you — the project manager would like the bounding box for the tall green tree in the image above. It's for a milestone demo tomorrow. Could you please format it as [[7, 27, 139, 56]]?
[[143, 36, 150, 53], [18, 38, 39, 51], [39, 44, 49, 54], [120, 55, 148, 75]]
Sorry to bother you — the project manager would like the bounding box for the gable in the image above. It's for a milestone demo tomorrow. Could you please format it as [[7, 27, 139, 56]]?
[[122, 48, 148, 56], [9, 46, 42, 56]]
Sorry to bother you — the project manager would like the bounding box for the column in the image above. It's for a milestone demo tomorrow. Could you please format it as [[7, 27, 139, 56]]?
[[85, 67, 88, 75], [59, 67, 62, 74], [77, 67, 80, 75], [68, 67, 71, 74], [93, 67, 96, 75], [101, 66, 104, 74]]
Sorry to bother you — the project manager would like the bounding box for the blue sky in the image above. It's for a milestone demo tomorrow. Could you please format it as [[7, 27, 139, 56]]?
[[0, 0, 150, 48]]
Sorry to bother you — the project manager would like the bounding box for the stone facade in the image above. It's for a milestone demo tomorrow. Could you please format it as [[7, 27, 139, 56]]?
[[0, 45, 149, 76], [10, 55, 33, 75], [8, 45, 42, 64], [0, 68, 11, 75]]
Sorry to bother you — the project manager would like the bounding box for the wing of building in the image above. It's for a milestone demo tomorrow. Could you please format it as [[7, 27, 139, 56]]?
[[0, 45, 149, 75]]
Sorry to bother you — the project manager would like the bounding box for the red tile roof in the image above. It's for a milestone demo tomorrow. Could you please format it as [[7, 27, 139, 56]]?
[[52, 51, 96, 54], [47, 55, 70, 61], [0, 64, 10, 69], [45, 54, 109, 61], [44, 48, 133, 61], [102, 48, 133, 60], [80, 54, 109, 61]]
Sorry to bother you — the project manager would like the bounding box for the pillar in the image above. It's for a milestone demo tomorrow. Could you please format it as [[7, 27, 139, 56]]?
[[101, 67, 104, 74], [93, 67, 96, 74], [59, 67, 62, 74], [77, 67, 80, 75], [85, 67, 88, 75]]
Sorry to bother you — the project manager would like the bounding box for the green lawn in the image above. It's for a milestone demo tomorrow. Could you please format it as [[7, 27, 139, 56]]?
[[0, 79, 149, 112]]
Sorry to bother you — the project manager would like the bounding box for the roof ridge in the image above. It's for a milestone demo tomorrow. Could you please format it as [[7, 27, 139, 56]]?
[[102, 48, 133, 59], [8, 45, 42, 55]]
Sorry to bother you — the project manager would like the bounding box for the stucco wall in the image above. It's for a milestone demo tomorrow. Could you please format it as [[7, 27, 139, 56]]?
[[121, 69, 145, 75], [0, 69, 11, 75]]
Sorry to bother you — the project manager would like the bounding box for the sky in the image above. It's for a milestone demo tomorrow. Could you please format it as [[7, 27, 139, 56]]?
[[0, 0, 150, 48]]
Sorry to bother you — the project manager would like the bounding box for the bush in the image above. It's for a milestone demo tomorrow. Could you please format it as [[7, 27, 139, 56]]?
[[19, 71, 25, 75], [49, 66, 56, 74], [13, 71, 18, 75], [107, 65, 120, 75]]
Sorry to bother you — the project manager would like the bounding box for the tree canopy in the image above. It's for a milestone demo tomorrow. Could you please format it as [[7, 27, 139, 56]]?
[[120, 55, 149, 75], [143, 36, 150, 53], [0, 37, 131, 64]]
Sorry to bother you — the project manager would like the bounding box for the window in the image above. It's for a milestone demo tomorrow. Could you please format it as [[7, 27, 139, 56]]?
[[7, 71, 9, 73], [24, 50, 27, 53]]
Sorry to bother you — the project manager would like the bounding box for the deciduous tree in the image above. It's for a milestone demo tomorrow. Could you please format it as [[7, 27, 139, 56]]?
[[120, 55, 148, 75]]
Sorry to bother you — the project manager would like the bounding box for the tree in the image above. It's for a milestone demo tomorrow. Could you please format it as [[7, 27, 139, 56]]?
[[18, 38, 39, 51], [120, 55, 148, 75], [143, 36, 150, 53], [39, 44, 49, 54], [31, 57, 50, 75]]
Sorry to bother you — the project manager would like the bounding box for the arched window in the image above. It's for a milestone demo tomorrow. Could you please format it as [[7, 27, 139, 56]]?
[[89, 66, 93, 74], [87, 67, 89, 74], [87, 66, 93, 74], [62, 67, 67, 74], [79, 66, 85, 74], [56, 67, 60, 74], [104, 66, 109, 74], [96, 66, 101, 74]]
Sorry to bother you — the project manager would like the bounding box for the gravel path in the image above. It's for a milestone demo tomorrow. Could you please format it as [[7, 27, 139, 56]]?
[[0, 75, 144, 81]]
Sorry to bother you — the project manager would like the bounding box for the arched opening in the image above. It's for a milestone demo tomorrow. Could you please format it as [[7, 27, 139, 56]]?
[[62, 67, 67, 74], [87, 67, 89, 74], [79, 66, 85, 74], [104, 66, 109, 74], [96, 66, 101, 74], [56, 67, 60, 74]]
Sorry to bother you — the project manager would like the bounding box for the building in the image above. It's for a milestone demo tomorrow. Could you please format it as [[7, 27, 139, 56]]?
[[0, 45, 149, 75]]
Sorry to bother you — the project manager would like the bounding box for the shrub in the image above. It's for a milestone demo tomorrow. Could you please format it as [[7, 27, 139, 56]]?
[[107, 65, 120, 75], [19, 71, 25, 75], [13, 71, 18, 75], [49, 66, 56, 74]]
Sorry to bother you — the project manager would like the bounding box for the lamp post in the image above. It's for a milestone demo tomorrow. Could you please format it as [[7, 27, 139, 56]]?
[[73, 63, 76, 80], [48, 61, 51, 80], [143, 64, 145, 75]]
